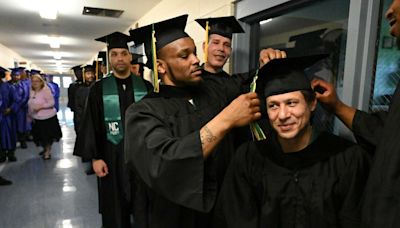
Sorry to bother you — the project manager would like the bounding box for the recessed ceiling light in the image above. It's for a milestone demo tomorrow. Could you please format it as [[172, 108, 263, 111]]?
[[48, 36, 61, 49], [260, 18, 273, 25], [39, 0, 58, 20], [53, 52, 62, 60]]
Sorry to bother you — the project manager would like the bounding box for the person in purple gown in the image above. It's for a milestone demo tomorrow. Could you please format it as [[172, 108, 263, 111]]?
[[0, 68, 18, 162], [9, 67, 30, 149], [44, 74, 60, 112]]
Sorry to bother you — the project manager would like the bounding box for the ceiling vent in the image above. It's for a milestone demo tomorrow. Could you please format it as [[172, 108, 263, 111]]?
[[83, 7, 124, 18]]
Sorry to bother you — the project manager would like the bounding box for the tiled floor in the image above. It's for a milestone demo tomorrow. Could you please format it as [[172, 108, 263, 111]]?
[[0, 106, 101, 228]]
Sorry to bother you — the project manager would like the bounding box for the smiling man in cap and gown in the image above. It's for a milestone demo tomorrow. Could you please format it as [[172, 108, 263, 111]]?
[[215, 55, 370, 228], [73, 31, 153, 228]]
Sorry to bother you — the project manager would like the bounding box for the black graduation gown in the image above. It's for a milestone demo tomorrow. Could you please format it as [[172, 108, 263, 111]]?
[[124, 72, 252, 228], [73, 83, 91, 133], [67, 80, 83, 132], [200, 68, 254, 182], [215, 131, 370, 228], [67, 80, 82, 112], [73, 75, 152, 228], [352, 83, 400, 227]]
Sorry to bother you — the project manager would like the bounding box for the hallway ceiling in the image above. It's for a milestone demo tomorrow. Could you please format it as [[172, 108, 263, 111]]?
[[0, 0, 161, 74]]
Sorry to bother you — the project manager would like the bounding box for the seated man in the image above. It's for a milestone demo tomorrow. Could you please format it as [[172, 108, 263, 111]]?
[[216, 55, 370, 228]]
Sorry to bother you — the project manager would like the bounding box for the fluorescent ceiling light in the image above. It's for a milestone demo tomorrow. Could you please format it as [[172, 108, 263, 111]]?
[[48, 36, 61, 49], [53, 52, 62, 60], [39, 0, 58, 20], [260, 18, 273, 25]]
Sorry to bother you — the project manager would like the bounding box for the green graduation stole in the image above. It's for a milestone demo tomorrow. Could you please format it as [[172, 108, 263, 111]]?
[[102, 74, 147, 144]]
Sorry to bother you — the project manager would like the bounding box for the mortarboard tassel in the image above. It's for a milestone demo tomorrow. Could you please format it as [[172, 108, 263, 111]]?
[[151, 24, 160, 93], [204, 21, 209, 64], [249, 69, 266, 141], [95, 60, 99, 81], [82, 68, 85, 83]]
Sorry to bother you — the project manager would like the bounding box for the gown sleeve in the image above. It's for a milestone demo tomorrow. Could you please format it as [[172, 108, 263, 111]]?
[[67, 83, 77, 111], [73, 83, 102, 160], [73, 87, 86, 125], [124, 100, 217, 212], [352, 110, 387, 153], [9, 84, 22, 113], [335, 145, 370, 227], [214, 142, 259, 228]]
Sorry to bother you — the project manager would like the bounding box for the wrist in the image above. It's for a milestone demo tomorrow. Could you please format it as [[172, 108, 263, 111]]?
[[214, 112, 233, 133]]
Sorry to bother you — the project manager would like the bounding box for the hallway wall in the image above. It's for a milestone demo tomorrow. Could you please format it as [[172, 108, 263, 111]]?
[[129, 0, 235, 76]]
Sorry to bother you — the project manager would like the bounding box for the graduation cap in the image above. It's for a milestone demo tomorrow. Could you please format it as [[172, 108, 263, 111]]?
[[0, 66, 9, 72], [83, 64, 95, 72], [95, 32, 131, 50], [71, 65, 81, 71], [195, 16, 244, 63], [97, 51, 107, 66], [30, 69, 41, 75], [257, 54, 328, 98], [70, 65, 83, 81], [129, 14, 189, 92], [10, 68, 21, 76], [195, 16, 244, 39], [130, 53, 144, 65], [0, 66, 8, 78]]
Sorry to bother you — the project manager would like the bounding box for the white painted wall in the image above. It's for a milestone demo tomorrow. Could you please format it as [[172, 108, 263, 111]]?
[[0, 42, 40, 70], [128, 0, 235, 78], [0, 43, 24, 68]]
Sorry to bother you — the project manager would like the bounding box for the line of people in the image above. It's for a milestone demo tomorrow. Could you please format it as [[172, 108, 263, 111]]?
[[72, 1, 400, 227], [0, 67, 61, 185]]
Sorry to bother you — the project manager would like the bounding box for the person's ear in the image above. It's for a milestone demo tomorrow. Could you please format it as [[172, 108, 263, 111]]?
[[156, 59, 166, 74], [128, 53, 133, 63], [310, 98, 317, 112]]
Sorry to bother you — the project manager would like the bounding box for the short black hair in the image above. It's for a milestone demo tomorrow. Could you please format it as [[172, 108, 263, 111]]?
[[300, 89, 316, 104]]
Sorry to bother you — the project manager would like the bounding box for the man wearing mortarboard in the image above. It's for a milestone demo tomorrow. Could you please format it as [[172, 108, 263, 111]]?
[[73, 64, 95, 133], [195, 16, 287, 153], [9, 67, 29, 150], [67, 65, 83, 134], [124, 14, 281, 227], [73, 31, 153, 228], [73, 65, 96, 175], [0, 67, 19, 162], [195, 16, 244, 77], [14, 67, 34, 148], [0, 67, 14, 185], [215, 55, 370, 228]]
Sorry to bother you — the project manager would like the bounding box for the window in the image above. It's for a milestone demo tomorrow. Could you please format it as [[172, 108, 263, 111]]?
[[370, 0, 399, 112], [62, 76, 72, 89], [252, 0, 350, 132], [53, 76, 61, 87]]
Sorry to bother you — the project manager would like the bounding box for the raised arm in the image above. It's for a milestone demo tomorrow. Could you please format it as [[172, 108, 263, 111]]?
[[124, 92, 260, 212], [311, 79, 356, 130], [200, 92, 260, 158]]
